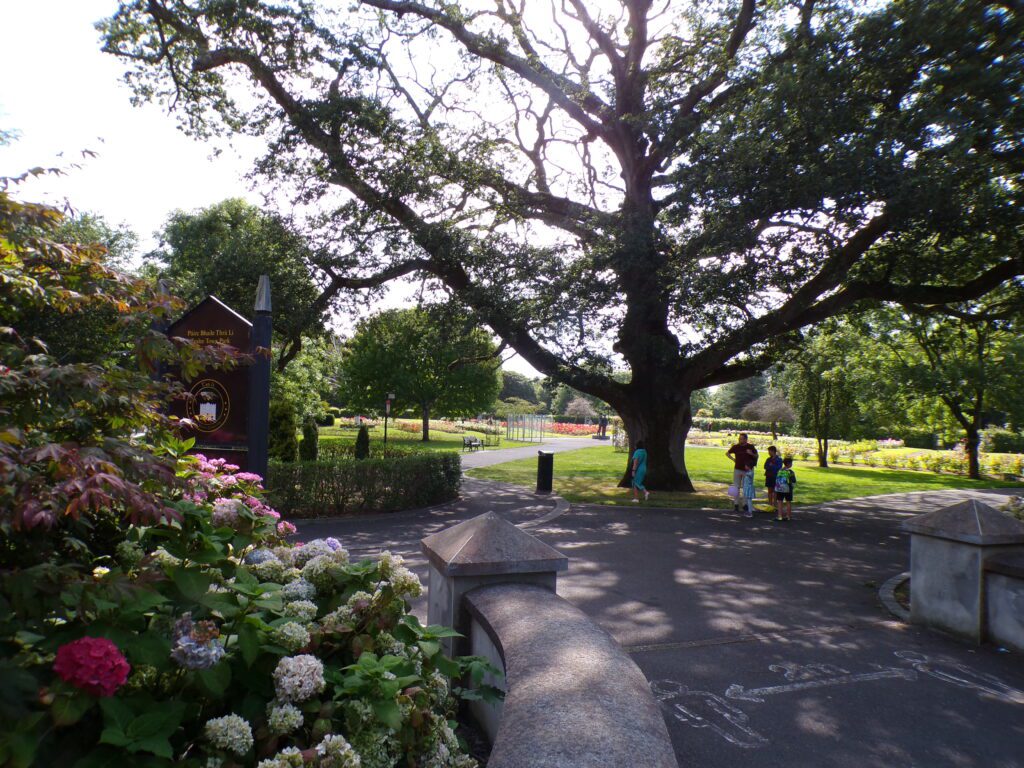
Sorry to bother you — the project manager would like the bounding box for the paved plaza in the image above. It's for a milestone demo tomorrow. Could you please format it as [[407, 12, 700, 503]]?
[[296, 442, 1024, 768]]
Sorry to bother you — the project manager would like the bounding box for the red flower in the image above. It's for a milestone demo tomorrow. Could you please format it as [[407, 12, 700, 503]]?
[[53, 637, 131, 697]]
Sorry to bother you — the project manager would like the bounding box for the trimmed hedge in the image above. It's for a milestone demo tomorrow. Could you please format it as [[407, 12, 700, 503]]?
[[266, 452, 462, 517], [693, 417, 793, 435], [981, 428, 1024, 454]]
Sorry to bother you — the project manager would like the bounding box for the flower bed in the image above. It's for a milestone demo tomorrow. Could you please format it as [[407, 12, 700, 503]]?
[[550, 422, 600, 436]]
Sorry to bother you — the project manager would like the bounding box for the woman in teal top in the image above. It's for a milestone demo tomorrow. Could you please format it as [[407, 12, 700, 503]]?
[[631, 440, 650, 502]]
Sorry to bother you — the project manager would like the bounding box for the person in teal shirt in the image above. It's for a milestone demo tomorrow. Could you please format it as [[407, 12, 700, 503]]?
[[631, 440, 650, 502]]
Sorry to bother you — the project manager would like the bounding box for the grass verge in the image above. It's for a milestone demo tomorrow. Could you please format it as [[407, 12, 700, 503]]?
[[467, 444, 1020, 508]]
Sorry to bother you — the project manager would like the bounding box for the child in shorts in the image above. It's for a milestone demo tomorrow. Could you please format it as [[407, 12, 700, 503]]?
[[774, 457, 797, 521], [763, 446, 783, 510]]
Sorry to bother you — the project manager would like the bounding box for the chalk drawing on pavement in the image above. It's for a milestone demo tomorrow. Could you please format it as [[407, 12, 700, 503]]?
[[653, 654, 1023, 748], [651, 680, 768, 749], [894, 650, 1024, 704]]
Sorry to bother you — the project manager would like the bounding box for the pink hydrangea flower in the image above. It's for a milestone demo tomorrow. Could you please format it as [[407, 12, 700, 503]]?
[[53, 637, 131, 697], [278, 521, 297, 536], [236, 472, 263, 484]]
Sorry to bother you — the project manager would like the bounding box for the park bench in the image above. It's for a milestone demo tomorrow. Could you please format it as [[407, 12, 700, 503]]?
[[462, 436, 483, 451]]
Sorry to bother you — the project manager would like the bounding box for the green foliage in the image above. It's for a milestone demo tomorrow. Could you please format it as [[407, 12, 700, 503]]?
[[981, 428, 1024, 455], [354, 425, 370, 460], [152, 199, 322, 363], [0, 182, 239, 533], [266, 454, 462, 517], [268, 399, 299, 462], [270, 334, 342, 419], [714, 376, 768, 419], [299, 416, 319, 461], [498, 370, 540, 404], [339, 306, 501, 438], [901, 430, 938, 450]]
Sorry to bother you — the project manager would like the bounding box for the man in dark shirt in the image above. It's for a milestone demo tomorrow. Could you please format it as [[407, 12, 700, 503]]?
[[725, 433, 759, 515]]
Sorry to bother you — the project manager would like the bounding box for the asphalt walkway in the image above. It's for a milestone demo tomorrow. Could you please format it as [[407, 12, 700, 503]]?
[[294, 445, 1024, 768]]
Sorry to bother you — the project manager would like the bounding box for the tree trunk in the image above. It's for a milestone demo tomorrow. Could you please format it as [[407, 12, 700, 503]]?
[[421, 404, 431, 441], [771, 421, 778, 440], [965, 425, 981, 480], [616, 395, 696, 491], [817, 437, 829, 468]]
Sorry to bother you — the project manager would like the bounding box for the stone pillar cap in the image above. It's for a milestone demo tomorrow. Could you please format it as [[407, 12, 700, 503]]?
[[421, 512, 568, 576], [902, 499, 1024, 545]]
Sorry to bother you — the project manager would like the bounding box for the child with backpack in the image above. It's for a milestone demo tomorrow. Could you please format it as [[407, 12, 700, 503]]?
[[774, 457, 797, 521]]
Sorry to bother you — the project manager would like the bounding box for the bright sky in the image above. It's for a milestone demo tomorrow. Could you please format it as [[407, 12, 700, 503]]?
[[0, 0, 540, 377]]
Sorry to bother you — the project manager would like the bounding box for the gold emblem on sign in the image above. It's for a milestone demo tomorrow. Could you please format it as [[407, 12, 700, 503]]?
[[185, 379, 231, 433]]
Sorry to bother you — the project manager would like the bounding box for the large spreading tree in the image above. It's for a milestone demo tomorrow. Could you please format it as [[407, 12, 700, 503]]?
[[102, 0, 1024, 489]]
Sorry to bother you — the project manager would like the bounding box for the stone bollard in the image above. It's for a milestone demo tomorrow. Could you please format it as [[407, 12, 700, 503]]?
[[421, 511, 568, 656], [903, 499, 1024, 643]]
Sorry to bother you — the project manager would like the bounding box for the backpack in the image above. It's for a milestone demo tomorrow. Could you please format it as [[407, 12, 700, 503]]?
[[775, 468, 793, 494]]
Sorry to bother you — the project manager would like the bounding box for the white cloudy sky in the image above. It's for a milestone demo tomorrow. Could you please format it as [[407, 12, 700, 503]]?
[[0, 0, 539, 376]]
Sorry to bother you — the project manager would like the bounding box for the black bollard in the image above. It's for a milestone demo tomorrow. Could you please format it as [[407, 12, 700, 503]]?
[[536, 450, 554, 494]]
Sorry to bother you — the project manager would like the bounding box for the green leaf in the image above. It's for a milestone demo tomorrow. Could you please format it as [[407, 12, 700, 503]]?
[[196, 663, 231, 698], [99, 697, 136, 734], [372, 699, 403, 731], [434, 655, 460, 677], [200, 591, 241, 618], [127, 735, 173, 759], [99, 726, 131, 747], [237, 622, 260, 667], [125, 633, 172, 668], [51, 693, 93, 726], [417, 640, 440, 659], [171, 568, 213, 602]]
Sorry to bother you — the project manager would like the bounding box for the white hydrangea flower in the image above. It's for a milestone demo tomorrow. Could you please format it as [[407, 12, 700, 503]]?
[[292, 540, 335, 568], [272, 621, 312, 652], [302, 554, 340, 593], [389, 566, 423, 598], [256, 746, 306, 768], [283, 599, 318, 622], [281, 578, 317, 602], [266, 701, 304, 735], [375, 632, 406, 657], [329, 546, 350, 564], [203, 713, 254, 756], [273, 654, 326, 702], [377, 550, 403, 577], [316, 734, 362, 768], [252, 558, 287, 583], [281, 566, 303, 583], [272, 546, 296, 567], [347, 591, 374, 613], [320, 605, 355, 631]]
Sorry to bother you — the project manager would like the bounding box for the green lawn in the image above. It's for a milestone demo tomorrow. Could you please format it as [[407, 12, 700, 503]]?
[[467, 444, 1021, 508], [317, 423, 532, 453]]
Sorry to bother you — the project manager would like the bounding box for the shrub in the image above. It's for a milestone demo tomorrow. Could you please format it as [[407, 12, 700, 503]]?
[[902, 429, 937, 449], [315, 411, 335, 427], [299, 415, 320, 461], [267, 453, 463, 517], [354, 425, 370, 459], [269, 399, 299, 462], [981, 428, 1024, 454]]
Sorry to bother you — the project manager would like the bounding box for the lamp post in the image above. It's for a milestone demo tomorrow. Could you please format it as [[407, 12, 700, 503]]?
[[383, 392, 395, 454]]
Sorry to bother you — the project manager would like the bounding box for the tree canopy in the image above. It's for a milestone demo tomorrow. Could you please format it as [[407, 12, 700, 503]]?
[[102, 0, 1024, 488], [338, 306, 501, 439], [153, 198, 324, 368]]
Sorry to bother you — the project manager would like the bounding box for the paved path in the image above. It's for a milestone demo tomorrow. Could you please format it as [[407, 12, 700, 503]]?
[[294, 446, 1024, 768]]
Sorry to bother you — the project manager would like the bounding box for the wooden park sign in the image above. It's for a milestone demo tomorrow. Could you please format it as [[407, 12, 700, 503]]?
[[165, 277, 272, 478]]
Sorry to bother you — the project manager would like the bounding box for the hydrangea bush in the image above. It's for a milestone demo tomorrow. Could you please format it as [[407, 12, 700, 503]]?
[[0, 449, 497, 767]]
